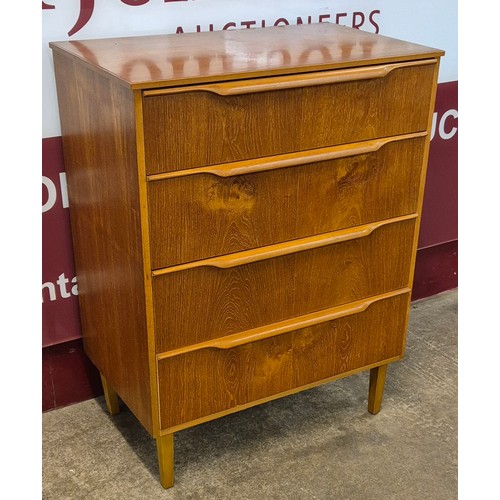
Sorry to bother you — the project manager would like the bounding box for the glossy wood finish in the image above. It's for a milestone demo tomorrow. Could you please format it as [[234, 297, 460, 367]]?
[[153, 217, 415, 352], [153, 215, 415, 275], [147, 132, 427, 182], [157, 291, 410, 430], [157, 288, 410, 360], [49, 23, 443, 89], [142, 63, 435, 173], [148, 132, 426, 181], [50, 24, 443, 489], [148, 134, 426, 267], [51, 52, 154, 435]]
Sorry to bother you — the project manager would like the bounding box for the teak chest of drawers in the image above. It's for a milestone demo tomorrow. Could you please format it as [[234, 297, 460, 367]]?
[[50, 23, 443, 488]]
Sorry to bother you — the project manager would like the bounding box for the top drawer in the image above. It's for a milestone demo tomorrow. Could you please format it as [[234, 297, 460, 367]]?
[[142, 60, 436, 174]]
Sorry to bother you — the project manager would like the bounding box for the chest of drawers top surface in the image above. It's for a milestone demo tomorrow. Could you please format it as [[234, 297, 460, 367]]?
[[49, 22, 443, 89]]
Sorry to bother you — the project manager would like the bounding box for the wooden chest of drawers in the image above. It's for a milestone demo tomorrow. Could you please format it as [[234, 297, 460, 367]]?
[[50, 23, 443, 488]]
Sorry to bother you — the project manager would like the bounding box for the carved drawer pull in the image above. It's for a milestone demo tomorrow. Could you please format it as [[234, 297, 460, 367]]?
[[157, 288, 411, 360], [151, 213, 417, 276], [144, 59, 437, 97], [147, 131, 427, 182]]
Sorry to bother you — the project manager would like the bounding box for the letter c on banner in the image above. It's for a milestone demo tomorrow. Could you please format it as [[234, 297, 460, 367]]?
[[439, 109, 458, 140]]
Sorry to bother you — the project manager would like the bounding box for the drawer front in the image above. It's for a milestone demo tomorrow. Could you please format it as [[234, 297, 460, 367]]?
[[157, 290, 410, 431], [148, 134, 426, 268], [153, 216, 415, 352], [142, 61, 436, 174]]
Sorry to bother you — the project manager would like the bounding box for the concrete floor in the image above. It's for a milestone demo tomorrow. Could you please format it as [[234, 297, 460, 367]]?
[[43, 289, 457, 499]]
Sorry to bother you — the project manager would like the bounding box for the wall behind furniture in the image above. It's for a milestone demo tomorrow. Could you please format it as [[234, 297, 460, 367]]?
[[42, 0, 457, 410]]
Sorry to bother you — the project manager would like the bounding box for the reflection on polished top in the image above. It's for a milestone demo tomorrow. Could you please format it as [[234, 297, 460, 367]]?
[[49, 23, 443, 90]]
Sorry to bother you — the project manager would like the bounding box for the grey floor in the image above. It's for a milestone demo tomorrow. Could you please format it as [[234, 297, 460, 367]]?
[[43, 289, 457, 500]]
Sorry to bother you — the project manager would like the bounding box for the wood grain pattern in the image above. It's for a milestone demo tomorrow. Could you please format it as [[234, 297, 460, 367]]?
[[159, 356, 402, 435], [153, 215, 416, 276], [52, 52, 154, 435], [157, 288, 411, 360], [142, 62, 436, 173], [147, 132, 427, 180], [148, 135, 426, 267], [153, 217, 416, 352], [49, 23, 443, 90], [157, 291, 410, 430], [50, 24, 444, 488]]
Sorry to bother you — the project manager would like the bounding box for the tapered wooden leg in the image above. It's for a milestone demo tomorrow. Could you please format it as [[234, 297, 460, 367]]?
[[157, 433, 174, 489], [100, 373, 120, 416], [368, 364, 388, 415]]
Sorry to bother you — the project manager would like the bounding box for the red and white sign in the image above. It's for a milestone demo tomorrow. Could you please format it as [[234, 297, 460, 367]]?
[[42, 138, 81, 346], [42, 1, 458, 347]]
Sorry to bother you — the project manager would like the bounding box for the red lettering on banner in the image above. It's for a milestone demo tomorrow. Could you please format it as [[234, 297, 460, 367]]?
[[175, 11, 382, 36], [296, 16, 313, 25], [369, 10, 380, 33], [65, 0, 152, 36], [352, 12, 365, 29], [67, 0, 94, 37], [121, 0, 149, 5], [274, 18, 290, 26], [197, 24, 214, 32], [45, 4, 382, 37], [241, 20, 257, 29], [336, 13, 348, 24]]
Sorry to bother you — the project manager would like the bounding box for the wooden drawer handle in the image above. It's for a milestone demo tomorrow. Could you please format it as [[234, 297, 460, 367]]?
[[152, 213, 417, 277], [147, 131, 427, 182], [157, 287, 411, 360], [144, 59, 436, 97]]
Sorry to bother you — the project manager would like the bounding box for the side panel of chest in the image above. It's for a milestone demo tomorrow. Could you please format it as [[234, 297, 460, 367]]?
[[51, 52, 154, 434]]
